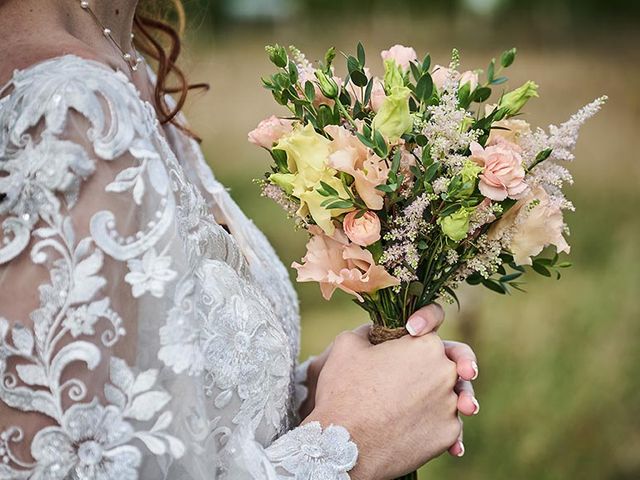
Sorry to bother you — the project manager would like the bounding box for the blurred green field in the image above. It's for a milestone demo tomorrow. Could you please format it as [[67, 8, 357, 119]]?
[[180, 11, 639, 479]]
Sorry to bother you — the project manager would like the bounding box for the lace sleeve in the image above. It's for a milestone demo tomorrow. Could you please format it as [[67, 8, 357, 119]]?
[[0, 61, 185, 479], [0, 56, 357, 480]]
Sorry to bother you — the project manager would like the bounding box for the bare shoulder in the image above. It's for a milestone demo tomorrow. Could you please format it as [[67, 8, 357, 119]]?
[[0, 36, 106, 87]]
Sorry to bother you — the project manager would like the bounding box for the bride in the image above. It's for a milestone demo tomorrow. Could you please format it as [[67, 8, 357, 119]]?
[[0, 1, 481, 478]]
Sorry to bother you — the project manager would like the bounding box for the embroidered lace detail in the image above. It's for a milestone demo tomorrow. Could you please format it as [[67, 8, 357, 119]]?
[[266, 422, 358, 479], [0, 55, 357, 479]]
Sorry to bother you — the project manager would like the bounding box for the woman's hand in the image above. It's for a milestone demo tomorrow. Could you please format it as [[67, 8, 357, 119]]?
[[304, 328, 461, 480], [301, 305, 479, 459]]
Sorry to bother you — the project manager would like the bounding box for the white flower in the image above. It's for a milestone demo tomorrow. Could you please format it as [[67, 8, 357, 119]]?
[[30, 399, 141, 480], [267, 422, 358, 479], [0, 136, 95, 223], [63, 299, 109, 338], [125, 249, 177, 298]]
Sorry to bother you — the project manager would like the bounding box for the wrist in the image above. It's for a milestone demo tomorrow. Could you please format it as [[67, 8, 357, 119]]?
[[303, 407, 377, 480]]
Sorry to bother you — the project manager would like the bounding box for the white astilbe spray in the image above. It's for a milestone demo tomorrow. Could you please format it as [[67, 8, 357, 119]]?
[[526, 163, 575, 211], [422, 88, 480, 167], [547, 96, 608, 162], [381, 193, 433, 284], [521, 96, 608, 164], [261, 183, 301, 219]]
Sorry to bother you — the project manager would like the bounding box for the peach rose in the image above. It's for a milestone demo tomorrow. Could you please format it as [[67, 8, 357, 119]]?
[[470, 139, 528, 201], [381, 45, 418, 71], [292, 227, 399, 301], [248, 115, 294, 149], [325, 125, 389, 210], [343, 211, 381, 246], [489, 186, 570, 265], [488, 118, 531, 146]]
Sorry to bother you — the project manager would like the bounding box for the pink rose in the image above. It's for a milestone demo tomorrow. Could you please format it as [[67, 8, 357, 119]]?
[[470, 139, 528, 201], [345, 69, 385, 113], [432, 65, 479, 91], [343, 211, 381, 246], [460, 70, 479, 91], [381, 45, 418, 71], [370, 78, 387, 112], [431, 65, 453, 90], [489, 186, 570, 265], [248, 115, 294, 149], [292, 227, 399, 301]]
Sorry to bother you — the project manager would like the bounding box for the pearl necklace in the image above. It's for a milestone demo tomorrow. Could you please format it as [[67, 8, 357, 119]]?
[[79, 0, 143, 72]]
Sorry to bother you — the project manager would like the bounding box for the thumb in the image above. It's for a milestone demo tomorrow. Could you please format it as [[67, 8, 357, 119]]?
[[406, 304, 445, 337]]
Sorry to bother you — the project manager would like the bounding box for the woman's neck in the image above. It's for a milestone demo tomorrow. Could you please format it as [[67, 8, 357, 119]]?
[[0, 0, 139, 68]]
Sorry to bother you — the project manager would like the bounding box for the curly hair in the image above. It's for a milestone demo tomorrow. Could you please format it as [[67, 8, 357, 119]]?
[[133, 0, 208, 140]]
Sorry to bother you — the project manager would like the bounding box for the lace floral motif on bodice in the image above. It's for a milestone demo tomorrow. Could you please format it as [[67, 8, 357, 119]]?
[[0, 55, 357, 479]]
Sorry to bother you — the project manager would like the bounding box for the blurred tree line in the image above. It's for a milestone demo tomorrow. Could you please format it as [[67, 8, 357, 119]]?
[[184, 0, 640, 26]]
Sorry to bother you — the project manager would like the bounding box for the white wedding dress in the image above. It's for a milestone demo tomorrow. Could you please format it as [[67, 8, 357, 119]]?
[[0, 55, 358, 479]]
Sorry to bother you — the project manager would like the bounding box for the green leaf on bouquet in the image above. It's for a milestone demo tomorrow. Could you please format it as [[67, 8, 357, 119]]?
[[410, 61, 422, 83], [500, 47, 517, 68], [356, 132, 375, 150], [350, 69, 369, 88], [364, 77, 375, 106], [318, 181, 339, 197], [347, 55, 360, 75], [415, 73, 434, 103], [473, 87, 493, 103], [391, 150, 402, 173], [482, 279, 507, 294], [491, 76, 508, 85], [304, 81, 316, 102], [376, 183, 396, 193], [373, 130, 389, 157], [500, 272, 523, 283], [458, 82, 472, 108], [531, 262, 552, 277], [422, 54, 432, 71], [316, 105, 334, 129], [288, 61, 299, 84], [323, 200, 354, 210], [357, 42, 366, 67], [424, 161, 440, 182], [415, 134, 429, 147], [270, 149, 289, 173]]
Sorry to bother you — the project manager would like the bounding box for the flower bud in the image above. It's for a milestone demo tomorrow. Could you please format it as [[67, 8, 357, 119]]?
[[372, 86, 413, 142], [266, 44, 288, 68], [499, 81, 539, 116], [383, 59, 405, 91], [438, 207, 472, 242], [314, 70, 339, 99]]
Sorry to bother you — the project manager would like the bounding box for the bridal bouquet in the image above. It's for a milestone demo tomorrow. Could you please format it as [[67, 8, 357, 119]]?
[[250, 43, 605, 344]]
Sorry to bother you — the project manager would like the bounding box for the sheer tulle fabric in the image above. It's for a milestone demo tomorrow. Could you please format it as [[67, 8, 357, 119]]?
[[0, 56, 357, 479]]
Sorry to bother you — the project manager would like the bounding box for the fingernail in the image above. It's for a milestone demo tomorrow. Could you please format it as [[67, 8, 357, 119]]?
[[406, 315, 428, 336], [472, 397, 480, 415], [456, 441, 465, 457], [471, 361, 479, 380]]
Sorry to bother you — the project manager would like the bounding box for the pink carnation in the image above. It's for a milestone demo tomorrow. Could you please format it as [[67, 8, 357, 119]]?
[[248, 116, 294, 149], [470, 139, 528, 201], [292, 227, 400, 301]]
